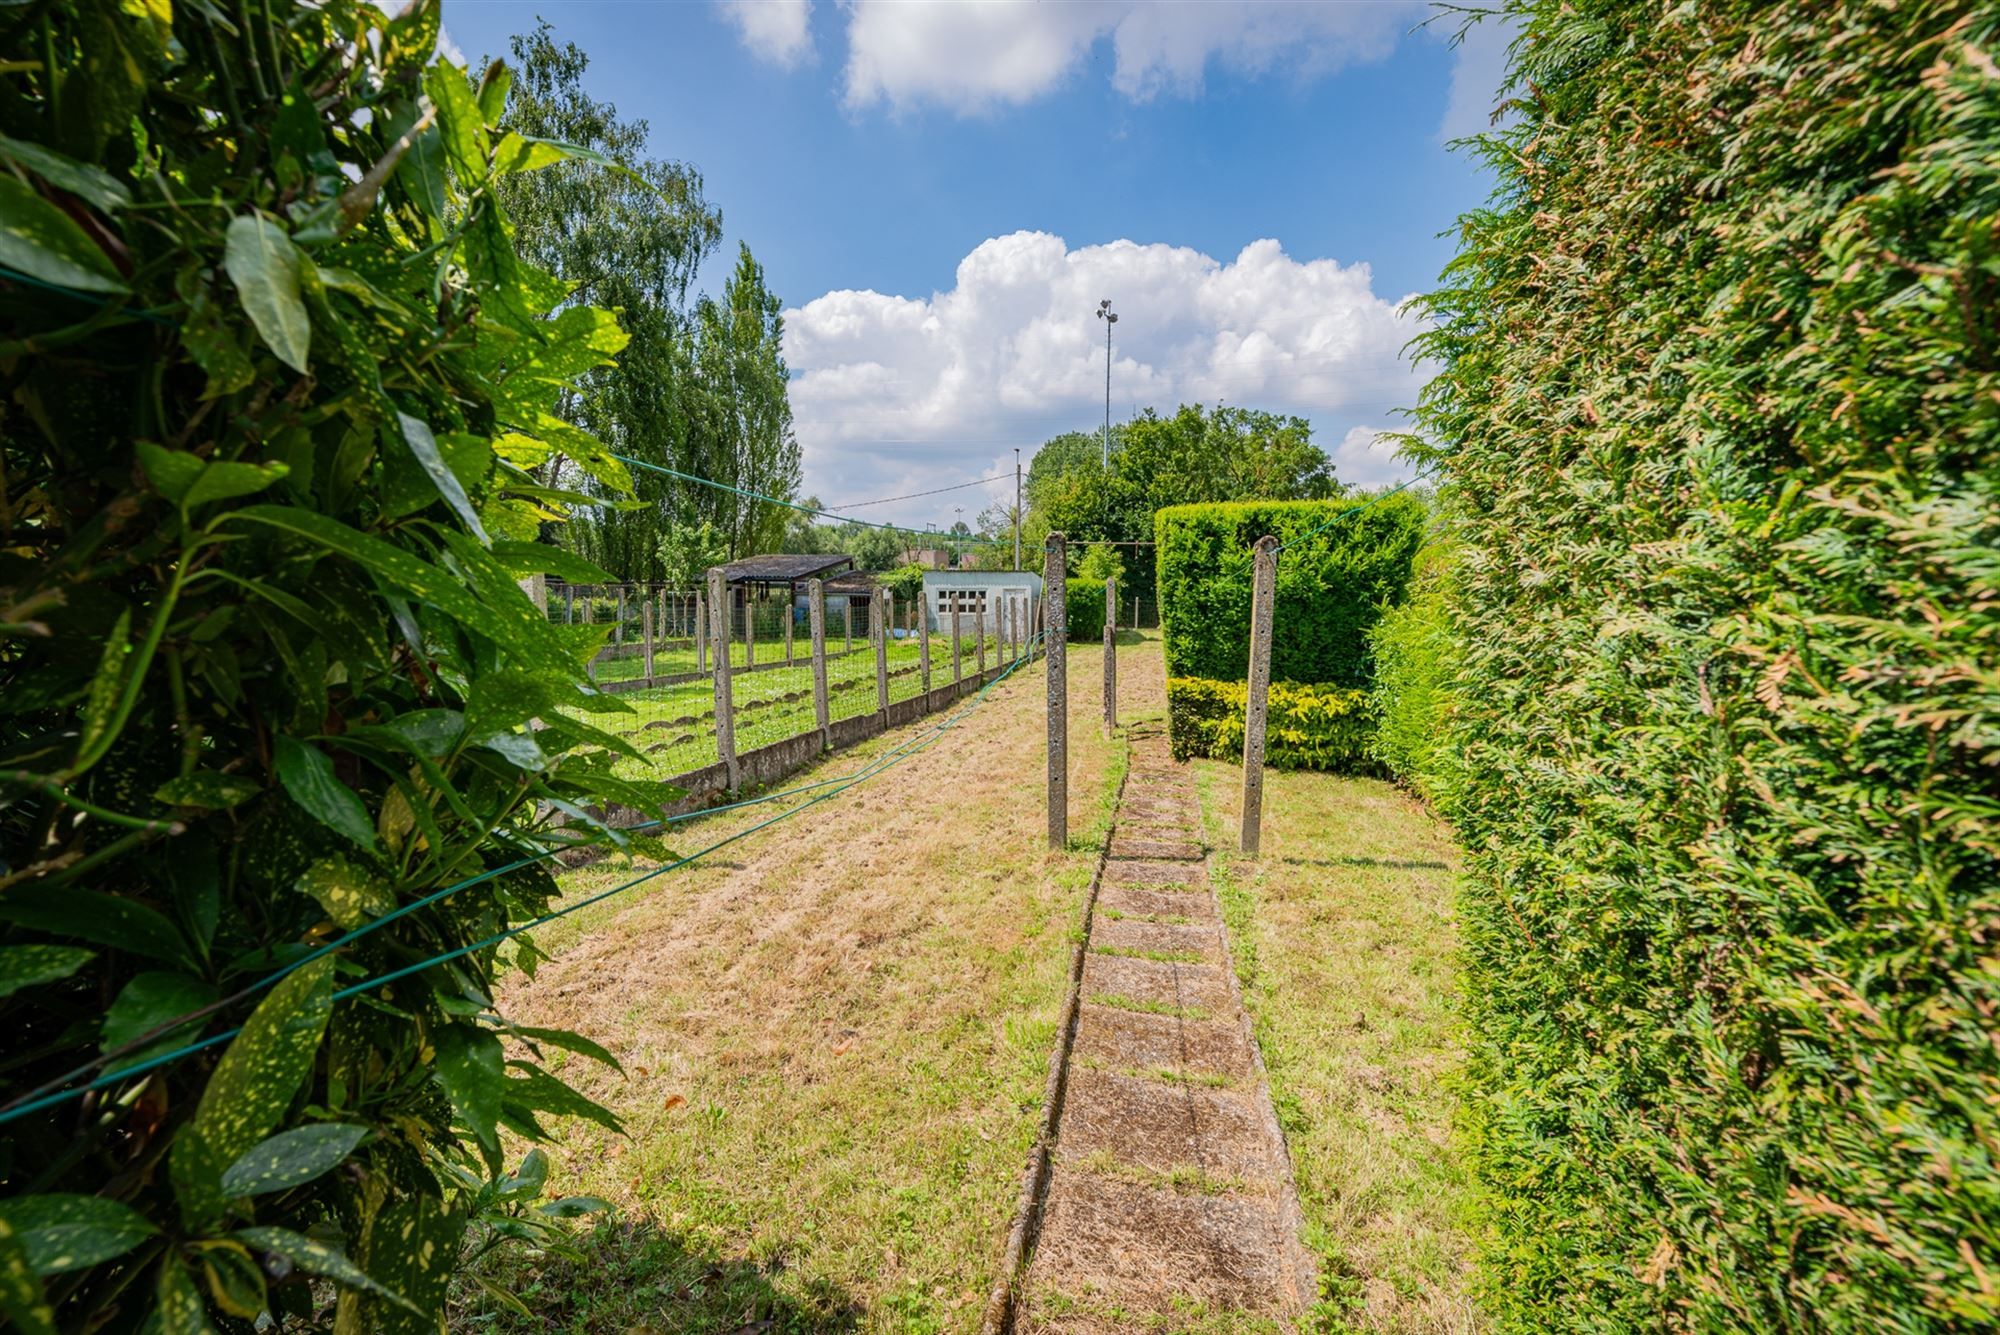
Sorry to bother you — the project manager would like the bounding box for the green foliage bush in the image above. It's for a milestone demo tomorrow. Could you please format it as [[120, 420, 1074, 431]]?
[[1065, 578, 1108, 642], [1411, 2, 2000, 1329], [1154, 497, 1424, 686], [1165, 678, 1374, 772], [0, 3, 674, 1328], [1366, 536, 1456, 803]]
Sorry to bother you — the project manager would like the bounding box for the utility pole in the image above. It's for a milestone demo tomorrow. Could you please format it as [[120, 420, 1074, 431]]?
[[1095, 298, 1118, 469], [1013, 447, 1022, 573]]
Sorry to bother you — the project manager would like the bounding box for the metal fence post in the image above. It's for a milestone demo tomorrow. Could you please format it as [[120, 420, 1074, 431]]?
[[1241, 535, 1278, 856], [809, 577, 830, 750], [707, 568, 738, 791], [642, 599, 655, 682], [919, 590, 932, 695], [1045, 534, 1068, 850], [1103, 574, 1117, 735], [951, 605, 963, 690], [874, 587, 890, 716]]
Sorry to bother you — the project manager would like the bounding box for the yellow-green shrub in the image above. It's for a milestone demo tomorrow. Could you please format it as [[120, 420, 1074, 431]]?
[[1165, 678, 1374, 772]]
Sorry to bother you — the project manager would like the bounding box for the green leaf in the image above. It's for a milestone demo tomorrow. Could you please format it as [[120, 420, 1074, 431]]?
[[489, 541, 613, 585], [220, 1123, 368, 1197], [425, 61, 488, 182], [155, 771, 263, 810], [395, 412, 488, 542], [155, 1256, 217, 1334], [194, 1240, 265, 1320], [476, 61, 513, 124], [76, 607, 132, 762], [184, 459, 290, 510], [103, 971, 219, 1072], [490, 131, 567, 176], [0, 175, 127, 295], [0, 887, 190, 965], [525, 412, 631, 492], [510, 1024, 623, 1073], [503, 1067, 622, 1133], [169, 957, 334, 1225], [295, 855, 396, 930], [344, 1195, 464, 1334], [0, 1220, 55, 1335], [0, 134, 131, 212], [434, 1023, 504, 1147], [273, 736, 378, 851], [0, 1194, 156, 1277], [232, 1227, 419, 1313], [220, 505, 569, 672], [0, 945, 94, 999], [494, 1148, 548, 1203], [222, 215, 310, 373], [135, 442, 206, 503], [537, 1195, 612, 1219], [393, 121, 448, 223]]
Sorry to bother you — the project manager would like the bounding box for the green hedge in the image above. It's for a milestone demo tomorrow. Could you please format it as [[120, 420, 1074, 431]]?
[[1410, 2, 1999, 1330], [1367, 538, 1456, 803], [1154, 497, 1424, 687], [1165, 678, 1374, 772], [1065, 577, 1107, 642]]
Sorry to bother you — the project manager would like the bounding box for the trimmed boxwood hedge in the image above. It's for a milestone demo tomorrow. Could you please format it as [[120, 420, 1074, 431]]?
[[1154, 498, 1424, 688], [1065, 577, 1107, 642], [1165, 677, 1374, 772], [1409, 2, 2000, 1330]]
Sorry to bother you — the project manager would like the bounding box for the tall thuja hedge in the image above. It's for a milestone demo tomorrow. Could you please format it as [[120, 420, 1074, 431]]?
[[1413, 3, 1998, 1329], [1155, 497, 1425, 686], [0, 2, 674, 1330]]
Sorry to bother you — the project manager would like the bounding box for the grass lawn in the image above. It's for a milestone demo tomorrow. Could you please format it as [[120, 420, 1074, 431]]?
[[578, 635, 1015, 779], [1191, 762, 1481, 1335], [454, 638, 1145, 1334]]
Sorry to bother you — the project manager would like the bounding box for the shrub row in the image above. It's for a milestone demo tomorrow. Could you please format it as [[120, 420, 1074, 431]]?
[[1165, 678, 1374, 773], [1366, 536, 1456, 804], [1407, 2, 2000, 1329], [1154, 498, 1423, 687]]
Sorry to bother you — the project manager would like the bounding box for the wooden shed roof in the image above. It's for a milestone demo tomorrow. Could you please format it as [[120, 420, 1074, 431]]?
[[711, 553, 854, 585]]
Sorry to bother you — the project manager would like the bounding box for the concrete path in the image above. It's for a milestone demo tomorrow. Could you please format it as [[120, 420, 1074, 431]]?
[[1018, 722, 1314, 1332]]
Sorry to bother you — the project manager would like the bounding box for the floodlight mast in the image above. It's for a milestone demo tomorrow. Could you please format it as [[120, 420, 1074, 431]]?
[[1095, 299, 1117, 469]]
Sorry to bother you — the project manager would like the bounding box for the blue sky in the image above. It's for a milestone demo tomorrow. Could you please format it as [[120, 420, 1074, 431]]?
[[440, 1, 1510, 515]]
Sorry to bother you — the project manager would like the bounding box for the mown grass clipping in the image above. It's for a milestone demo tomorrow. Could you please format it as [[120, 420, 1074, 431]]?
[[1405, 2, 1999, 1330]]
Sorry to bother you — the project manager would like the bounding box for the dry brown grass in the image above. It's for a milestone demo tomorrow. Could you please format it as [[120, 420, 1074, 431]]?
[[455, 637, 1161, 1334]]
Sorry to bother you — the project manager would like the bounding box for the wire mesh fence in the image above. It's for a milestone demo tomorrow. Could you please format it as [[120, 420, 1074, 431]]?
[[535, 572, 1043, 792]]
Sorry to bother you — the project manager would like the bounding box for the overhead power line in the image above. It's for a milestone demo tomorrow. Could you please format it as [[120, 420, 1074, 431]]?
[[823, 472, 1014, 510]]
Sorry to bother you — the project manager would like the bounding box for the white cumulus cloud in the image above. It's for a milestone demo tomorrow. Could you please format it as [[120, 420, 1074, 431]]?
[[718, 0, 815, 69], [783, 232, 1428, 514], [840, 0, 1418, 114]]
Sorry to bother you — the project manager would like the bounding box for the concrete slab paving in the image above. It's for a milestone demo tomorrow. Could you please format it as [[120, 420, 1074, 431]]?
[[1012, 733, 1312, 1333]]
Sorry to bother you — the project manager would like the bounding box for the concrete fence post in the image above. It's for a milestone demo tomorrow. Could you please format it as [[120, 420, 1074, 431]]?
[[844, 599, 853, 656], [1103, 574, 1117, 735], [695, 592, 708, 674], [521, 572, 547, 616], [642, 599, 655, 682], [564, 587, 574, 625], [977, 597, 988, 676], [745, 587, 756, 668], [707, 568, 738, 791], [784, 589, 795, 663], [616, 586, 626, 647], [875, 588, 891, 715], [809, 577, 830, 750], [1045, 534, 1068, 850], [951, 605, 963, 691], [1241, 535, 1279, 856], [919, 592, 932, 695]]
